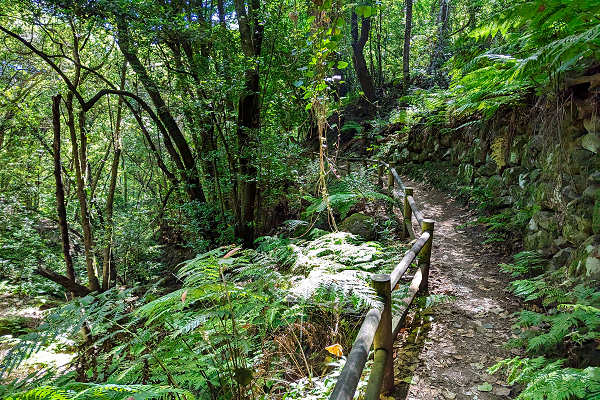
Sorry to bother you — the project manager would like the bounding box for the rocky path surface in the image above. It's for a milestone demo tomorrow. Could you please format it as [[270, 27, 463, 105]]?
[[390, 179, 523, 400]]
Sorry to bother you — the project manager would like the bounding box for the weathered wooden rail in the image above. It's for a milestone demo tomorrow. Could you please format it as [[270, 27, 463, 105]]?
[[329, 158, 435, 400]]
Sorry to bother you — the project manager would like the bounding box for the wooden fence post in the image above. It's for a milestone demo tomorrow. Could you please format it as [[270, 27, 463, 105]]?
[[418, 219, 435, 292], [403, 187, 413, 238], [387, 163, 394, 191], [367, 274, 394, 397], [377, 165, 383, 187], [346, 161, 351, 175]]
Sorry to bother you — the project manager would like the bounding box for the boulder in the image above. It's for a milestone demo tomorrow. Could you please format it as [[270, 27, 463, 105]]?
[[532, 211, 558, 233], [581, 133, 600, 154], [584, 116, 600, 134], [524, 230, 554, 251], [562, 185, 581, 202], [569, 235, 600, 280], [550, 247, 574, 270], [338, 213, 376, 240], [583, 185, 600, 202], [562, 215, 590, 246], [572, 148, 594, 165], [588, 171, 600, 185]]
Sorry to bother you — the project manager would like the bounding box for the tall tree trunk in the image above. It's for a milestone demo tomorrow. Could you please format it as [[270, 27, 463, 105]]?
[[429, 0, 450, 86], [51, 94, 76, 291], [403, 0, 414, 90], [66, 93, 100, 292], [102, 63, 126, 291], [233, 0, 264, 247], [351, 11, 376, 102]]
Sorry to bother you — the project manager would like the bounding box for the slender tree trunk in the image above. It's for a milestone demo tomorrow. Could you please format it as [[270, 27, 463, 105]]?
[[102, 63, 126, 291], [377, 8, 383, 86], [116, 17, 205, 203], [429, 0, 450, 86], [52, 94, 76, 291], [66, 93, 100, 292], [403, 0, 414, 90], [351, 11, 376, 102]]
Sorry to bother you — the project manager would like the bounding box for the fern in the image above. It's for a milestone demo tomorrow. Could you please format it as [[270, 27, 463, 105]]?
[[490, 357, 600, 400], [3, 384, 192, 400]]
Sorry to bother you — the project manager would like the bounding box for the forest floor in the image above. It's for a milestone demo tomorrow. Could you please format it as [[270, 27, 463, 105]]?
[[389, 178, 523, 400]]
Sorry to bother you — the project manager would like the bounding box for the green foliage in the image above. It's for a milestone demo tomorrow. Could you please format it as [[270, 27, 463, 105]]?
[[450, 0, 600, 118], [490, 357, 600, 400], [500, 251, 545, 278], [3, 384, 193, 400]]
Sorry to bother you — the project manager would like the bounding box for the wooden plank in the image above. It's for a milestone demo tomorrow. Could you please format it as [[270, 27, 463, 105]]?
[[390, 231, 430, 289], [329, 307, 383, 400]]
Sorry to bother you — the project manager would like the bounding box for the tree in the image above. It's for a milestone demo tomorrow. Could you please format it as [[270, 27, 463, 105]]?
[[351, 6, 377, 103], [403, 0, 413, 90]]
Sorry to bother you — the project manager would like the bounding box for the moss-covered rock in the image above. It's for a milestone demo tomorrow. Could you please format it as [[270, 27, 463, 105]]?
[[569, 235, 600, 280], [339, 213, 376, 240]]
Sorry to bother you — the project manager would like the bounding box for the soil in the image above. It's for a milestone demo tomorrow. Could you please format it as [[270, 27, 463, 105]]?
[[389, 178, 523, 400]]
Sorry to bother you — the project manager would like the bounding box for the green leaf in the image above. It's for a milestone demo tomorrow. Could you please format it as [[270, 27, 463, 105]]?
[[477, 382, 493, 392], [337, 61, 349, 69]]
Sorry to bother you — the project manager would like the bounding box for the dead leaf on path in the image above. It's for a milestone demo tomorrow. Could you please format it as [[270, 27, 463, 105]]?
[[325, 343, 343, 357]]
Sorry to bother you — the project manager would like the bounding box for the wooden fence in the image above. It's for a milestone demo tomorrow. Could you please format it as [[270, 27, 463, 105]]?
[[329, 158, 435, 400]]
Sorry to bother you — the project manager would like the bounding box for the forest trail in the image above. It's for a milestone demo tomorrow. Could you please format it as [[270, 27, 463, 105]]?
[[390, 178, 522, 400]]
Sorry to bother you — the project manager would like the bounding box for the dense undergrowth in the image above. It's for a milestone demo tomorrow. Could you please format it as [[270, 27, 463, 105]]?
[[0, 165, 413, 400]]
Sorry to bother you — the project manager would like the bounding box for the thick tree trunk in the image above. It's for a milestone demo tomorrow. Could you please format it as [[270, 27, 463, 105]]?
[[403, 0, 414, 90], [52, 94, 76, 289], [233, 0, 264, 247], [351, 11, 376, 102]]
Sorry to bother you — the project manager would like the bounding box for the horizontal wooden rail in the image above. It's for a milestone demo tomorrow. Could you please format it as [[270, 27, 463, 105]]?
[[390, 231, 430, 289], [330, 307, 382, 400], [407, 195, 424, 226]]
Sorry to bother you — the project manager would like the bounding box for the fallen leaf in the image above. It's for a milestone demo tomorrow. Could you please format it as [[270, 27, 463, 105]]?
[[325, 343, 343, 357], [477, 382, 493, 392], [223, 247, 242, 259], [181, 290, 187, 303]]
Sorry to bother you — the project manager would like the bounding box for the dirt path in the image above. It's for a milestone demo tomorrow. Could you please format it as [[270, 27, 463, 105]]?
[[390, 179, 522, 400]]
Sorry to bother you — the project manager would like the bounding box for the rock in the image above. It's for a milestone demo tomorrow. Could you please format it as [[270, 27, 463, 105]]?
[[588, 171, 600, 184], [493, 386, 512, 397], [338, 213, 376, 240], [550, 248, 574, 270], [569, 235, 600, 280], [554, 237, 568, 248], [562, 185, 581, 202], [524, 230, 554, 251], [563, 216, 589, 246], [583, 185, 600, 202], [584, 116, 600, 134], [532, 211, 558, 233], [582, 133, 600, 153], [572, 148, 594, 165]]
